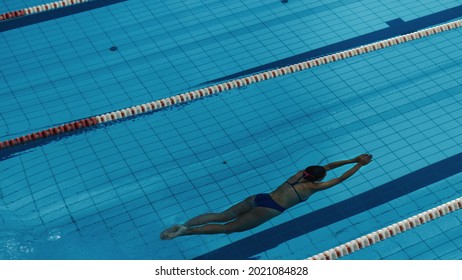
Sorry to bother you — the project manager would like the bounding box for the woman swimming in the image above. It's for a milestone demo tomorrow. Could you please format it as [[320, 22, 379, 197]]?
[[160, 154, 373, 240]]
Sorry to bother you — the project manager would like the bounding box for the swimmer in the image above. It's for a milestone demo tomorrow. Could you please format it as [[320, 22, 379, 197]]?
[[160, 154, 373, 240]]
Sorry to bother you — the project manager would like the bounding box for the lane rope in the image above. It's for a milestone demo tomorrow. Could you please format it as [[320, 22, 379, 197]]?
[[306, 197, 462, 260], [1, 19, 462, 150], [0, 0, 91, 21]]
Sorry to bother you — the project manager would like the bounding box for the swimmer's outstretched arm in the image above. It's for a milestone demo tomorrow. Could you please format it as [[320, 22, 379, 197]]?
[[316, 154, 372, 191], [323, 154, 369, 171]]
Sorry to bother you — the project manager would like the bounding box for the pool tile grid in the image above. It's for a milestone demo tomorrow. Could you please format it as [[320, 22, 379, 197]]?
[[2, 0, 462, 260], [3, 17, 460, 153], [15, 54, 458, 258], [0, 50, 462, 260], [87, 27, 462, 249], [4, 71, 340, 258], [1, 0, 460, 142]]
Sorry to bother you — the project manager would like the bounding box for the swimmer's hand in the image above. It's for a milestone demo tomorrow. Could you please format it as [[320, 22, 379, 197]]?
[[358, 154, 373, 165], [353, 154, 367, 162], [352, 154, 372, 163]]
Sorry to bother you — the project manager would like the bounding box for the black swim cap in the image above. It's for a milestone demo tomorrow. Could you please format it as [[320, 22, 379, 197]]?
[[303, 166, 326, 181]]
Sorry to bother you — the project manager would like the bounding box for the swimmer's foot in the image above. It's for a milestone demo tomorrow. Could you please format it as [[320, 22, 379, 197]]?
[[160, 224, 187, 240]]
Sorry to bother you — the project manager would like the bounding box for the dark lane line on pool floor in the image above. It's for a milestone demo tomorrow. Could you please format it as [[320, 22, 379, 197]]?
[[0, 0, 127, 32], [195, 151, 462, 259], [201, 4, 462, 85]]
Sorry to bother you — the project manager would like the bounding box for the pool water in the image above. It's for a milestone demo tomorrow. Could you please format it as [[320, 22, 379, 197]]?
[[1, 0, 462, 259]]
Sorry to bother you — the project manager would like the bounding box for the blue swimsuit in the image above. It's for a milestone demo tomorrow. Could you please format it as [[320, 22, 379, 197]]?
[[254, 175, 306, 213], [254, 193, 286, 212]]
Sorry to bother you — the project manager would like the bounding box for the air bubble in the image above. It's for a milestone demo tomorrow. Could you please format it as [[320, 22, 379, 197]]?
[[47, 229, 61, 241]]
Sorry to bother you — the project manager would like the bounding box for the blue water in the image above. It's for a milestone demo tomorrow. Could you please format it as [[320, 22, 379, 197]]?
[[1, 0, 462, 259]]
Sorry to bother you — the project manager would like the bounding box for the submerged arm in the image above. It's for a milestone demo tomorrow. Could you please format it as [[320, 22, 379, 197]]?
[[323, 159, 355, 171], [323, 154, 370, 171], [315, 154, 373, 191]]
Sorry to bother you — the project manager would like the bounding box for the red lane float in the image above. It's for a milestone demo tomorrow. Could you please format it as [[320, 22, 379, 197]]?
[[0, 117, 98, 150], [0, 0, 91, 22], [307, 197, 462, 260]]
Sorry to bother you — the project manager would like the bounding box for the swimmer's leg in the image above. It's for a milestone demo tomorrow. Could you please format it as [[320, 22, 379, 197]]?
[[172, 207, 280, 238], [184, 196, 255, 227], [160, 196, 255, 240]]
